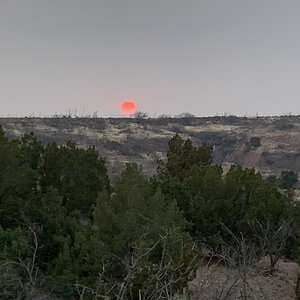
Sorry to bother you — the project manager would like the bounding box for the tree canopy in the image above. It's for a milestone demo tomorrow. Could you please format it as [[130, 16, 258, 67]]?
[[0, 127, 298, 299]]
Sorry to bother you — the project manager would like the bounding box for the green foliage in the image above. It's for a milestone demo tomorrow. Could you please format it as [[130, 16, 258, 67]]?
[[0, 226, 28, 261], [249, 136, 261, 148], [266, 174, 277, 185], [93, 162, 189, 257], [41, 141, 109, 215], [157, 133, 213, 179], [0, 127, 110, 296], [30, 187, 80, 269], [75, 226, 198, 299], [157, 134, 296, 251], [0, 129, 298, 298], [0, 226, 30, 299], [278, 170, 299, 189], [0, 126, 37, 228], [47, 239, 80, 297], [74, 163, 197, 297], [224, 166, 286, 223], [18, 132, 44, 171]]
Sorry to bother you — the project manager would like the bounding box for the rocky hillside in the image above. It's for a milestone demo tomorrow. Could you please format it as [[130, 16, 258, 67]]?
[[0, 115, 299, 179]]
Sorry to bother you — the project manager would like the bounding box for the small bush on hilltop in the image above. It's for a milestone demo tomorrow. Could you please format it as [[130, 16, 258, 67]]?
[[249, 136, 261, 148]]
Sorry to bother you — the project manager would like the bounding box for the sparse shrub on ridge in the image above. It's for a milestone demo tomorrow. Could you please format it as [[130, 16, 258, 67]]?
[[249, 136, 261, 148]]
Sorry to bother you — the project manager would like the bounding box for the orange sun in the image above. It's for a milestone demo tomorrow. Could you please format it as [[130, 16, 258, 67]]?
[[120, 101, 137, 115]]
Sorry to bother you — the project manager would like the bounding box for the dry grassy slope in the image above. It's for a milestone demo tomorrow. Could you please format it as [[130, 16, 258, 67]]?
[[0, 116, 299, 179]]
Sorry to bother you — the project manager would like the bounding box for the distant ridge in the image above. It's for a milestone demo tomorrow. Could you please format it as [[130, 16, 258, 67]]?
[[1, 115, 299, 179]]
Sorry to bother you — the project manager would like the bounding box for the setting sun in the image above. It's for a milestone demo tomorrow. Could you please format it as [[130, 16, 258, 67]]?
[[120, 101, 137, 115]]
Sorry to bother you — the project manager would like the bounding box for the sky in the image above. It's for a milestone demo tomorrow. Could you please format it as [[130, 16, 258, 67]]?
[[1, 0, 300, 117]]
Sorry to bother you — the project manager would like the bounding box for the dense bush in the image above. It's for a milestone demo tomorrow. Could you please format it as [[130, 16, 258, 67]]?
[[278, 170, 299, 189], [249, 136, 261, 148], [155, 135, 295, 248]]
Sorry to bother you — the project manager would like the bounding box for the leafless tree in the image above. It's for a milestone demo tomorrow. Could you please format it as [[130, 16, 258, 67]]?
[[133, 111, 149, 119], [216, 224, 260, 300], [190, 223, 259, 300], [248, 217, 295, 274], [189, 253, 240, 300]]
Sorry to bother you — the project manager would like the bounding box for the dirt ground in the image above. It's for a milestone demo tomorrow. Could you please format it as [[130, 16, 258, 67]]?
[[189, 257, 300, 300]]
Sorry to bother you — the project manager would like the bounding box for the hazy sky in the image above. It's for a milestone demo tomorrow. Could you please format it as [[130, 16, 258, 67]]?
[[1, 0, 300, 117]]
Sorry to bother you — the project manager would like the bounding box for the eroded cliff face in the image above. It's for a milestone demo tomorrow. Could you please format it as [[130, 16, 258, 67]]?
[[0, 115, 299, 179]]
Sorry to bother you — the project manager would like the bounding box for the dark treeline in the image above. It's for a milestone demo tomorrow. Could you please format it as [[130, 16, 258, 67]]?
[[0, 127, 299, 299]]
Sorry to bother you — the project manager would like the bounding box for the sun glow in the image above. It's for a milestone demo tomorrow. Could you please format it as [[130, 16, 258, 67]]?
[[120, 101, 137, 115]]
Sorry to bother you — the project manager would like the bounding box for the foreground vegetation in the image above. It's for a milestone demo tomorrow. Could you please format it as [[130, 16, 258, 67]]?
[[0, 126, 299, 299]]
